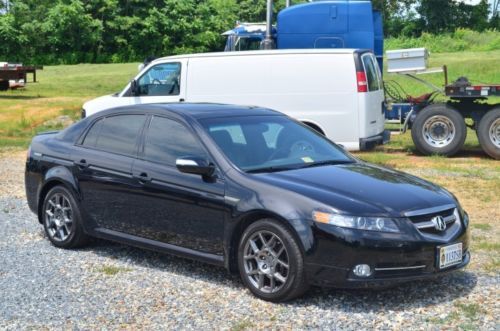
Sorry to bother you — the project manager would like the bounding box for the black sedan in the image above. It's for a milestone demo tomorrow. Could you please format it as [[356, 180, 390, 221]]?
[[25, 103, 470, 302]]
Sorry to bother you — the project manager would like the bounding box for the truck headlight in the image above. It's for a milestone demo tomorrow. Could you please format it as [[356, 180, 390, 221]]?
[[313, 210, 400, 233]]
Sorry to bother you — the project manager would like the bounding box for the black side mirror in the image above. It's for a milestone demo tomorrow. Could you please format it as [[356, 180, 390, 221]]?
[[130, 79, 138, 96], [176, 157, 215, 177]]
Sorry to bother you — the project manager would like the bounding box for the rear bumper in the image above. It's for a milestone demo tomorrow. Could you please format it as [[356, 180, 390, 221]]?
[[359, 130, 390, 150]]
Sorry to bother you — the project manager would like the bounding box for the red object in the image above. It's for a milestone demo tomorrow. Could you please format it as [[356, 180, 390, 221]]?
[[356, 72, 368, 92]]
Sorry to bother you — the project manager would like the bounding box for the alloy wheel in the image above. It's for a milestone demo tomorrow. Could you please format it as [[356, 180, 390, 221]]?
[[45, 193, 73, 242], [243, 230, 289, 294]]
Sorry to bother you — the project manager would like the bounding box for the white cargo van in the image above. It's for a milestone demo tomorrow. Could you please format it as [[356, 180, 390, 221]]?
[[82, 49, 388, 150]]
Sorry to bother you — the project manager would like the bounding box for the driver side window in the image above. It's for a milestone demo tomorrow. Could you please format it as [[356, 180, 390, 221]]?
[[137, 62, 181, 96]]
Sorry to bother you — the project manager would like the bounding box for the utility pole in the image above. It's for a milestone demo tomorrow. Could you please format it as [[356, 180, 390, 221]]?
[[260, 0, 276, 49]]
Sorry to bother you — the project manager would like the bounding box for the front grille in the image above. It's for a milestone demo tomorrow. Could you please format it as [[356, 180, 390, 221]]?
[[407, 207, 460, 238]]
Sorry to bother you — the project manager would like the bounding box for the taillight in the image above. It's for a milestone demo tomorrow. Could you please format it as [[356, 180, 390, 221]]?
[[356, 71, 368, 93]]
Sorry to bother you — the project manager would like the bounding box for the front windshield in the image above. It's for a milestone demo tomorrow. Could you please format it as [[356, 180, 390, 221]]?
[[199, 115, 354, 173]]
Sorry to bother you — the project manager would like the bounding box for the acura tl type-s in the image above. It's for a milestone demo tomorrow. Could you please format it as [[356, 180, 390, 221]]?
[[25, 103, 470, 302]]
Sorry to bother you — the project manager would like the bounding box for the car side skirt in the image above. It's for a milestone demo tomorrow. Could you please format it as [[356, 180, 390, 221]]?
[[93, 227, 225, 267]]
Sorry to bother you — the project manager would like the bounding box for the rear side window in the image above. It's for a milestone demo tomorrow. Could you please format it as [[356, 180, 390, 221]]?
[[144, 116, 207, 166], [82, 119, 103, 147], [83, 115, 146, 156], [361, 54, 381, 91]]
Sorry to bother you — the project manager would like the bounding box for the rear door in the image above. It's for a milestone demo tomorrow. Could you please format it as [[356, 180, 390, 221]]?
[[357, 52, 385, 140], [73, 114, 147, 233]]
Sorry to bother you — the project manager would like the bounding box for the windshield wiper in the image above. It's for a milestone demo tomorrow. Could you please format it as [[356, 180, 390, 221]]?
[[246, 166, 296, 174], [299, 160, 354, 169]]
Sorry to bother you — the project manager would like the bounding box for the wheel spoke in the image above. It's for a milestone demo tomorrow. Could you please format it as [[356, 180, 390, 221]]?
[[258, 232, 267, 248], [244, 254, 256, 260], [258, 273, 264, 289], [249, 239, 260, 254], [276, 259, 289, 269], [275, 246, 285, 258], [269, 275, 276, 292], [46, 210, 54, 217], [274, 272, 286, 283]]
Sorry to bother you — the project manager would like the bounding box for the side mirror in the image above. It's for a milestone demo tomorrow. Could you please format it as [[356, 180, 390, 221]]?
[[176, 157, 215, 177], [130, 79, 139, 96]]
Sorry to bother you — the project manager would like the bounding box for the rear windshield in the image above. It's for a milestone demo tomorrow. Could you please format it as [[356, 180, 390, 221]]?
[[361, 53, 382, 92]]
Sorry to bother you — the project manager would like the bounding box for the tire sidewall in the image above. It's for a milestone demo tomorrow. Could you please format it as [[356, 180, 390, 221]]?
[[477, 107, 500, 159], [411, 104, 467, 156], [237, 219, 303, 302], [42, 186, 83, 248]]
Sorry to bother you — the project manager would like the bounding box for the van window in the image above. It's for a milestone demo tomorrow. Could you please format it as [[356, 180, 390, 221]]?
[[137, 63, 181, 96], [92, 115, 146, 156], [361, 54, 381, 92]]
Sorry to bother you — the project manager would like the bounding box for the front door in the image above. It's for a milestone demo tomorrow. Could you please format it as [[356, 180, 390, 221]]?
[[131, 115, 226, 255]]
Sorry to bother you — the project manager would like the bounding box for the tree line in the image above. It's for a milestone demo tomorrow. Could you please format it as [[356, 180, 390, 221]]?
[[0, 0, 498, 65]]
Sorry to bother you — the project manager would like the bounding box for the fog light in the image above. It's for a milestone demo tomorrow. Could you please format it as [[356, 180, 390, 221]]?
[[353, 264, 372, 277]]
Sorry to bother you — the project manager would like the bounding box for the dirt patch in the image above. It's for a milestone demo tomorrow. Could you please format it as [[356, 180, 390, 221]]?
[[0, 149, 27, 199]]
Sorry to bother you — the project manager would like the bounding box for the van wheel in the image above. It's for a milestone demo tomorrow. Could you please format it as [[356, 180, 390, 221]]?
[[42, 186, 89, 248], [238, 219, 308, 302], [477, 107, 500, 159], [411, 104, 466, 156]]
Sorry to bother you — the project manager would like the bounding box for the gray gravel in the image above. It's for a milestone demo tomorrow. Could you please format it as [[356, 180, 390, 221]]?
[[0, 195, 499, 330]]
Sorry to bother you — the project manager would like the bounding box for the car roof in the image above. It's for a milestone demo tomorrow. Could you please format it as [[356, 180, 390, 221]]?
[[96, 103, 282, 120]]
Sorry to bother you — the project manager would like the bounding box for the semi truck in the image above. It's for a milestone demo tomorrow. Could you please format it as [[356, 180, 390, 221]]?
[[222, 0, 499, 159], [223, 0, 384, 70]]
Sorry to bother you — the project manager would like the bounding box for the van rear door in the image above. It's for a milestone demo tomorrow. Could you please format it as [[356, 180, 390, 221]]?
[[355, 51, 386, 149]]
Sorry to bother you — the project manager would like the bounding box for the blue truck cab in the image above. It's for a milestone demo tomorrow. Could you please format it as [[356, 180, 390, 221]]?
[[223, 0, 384, 70]]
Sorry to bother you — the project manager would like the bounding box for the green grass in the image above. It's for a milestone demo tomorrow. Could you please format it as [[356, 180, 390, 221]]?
[[384, 50, 500, 104], [386, 29, 500, 53], [472, 223, 492, 231], [473, 241, 500, 252], [95, 265, 132, 276]]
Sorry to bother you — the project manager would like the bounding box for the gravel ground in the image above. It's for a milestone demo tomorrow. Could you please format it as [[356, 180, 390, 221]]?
[[0, 151, 499, 330]]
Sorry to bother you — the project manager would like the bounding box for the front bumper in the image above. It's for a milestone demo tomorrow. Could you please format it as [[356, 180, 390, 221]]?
[[304, 221, 470, 288], [359, 130, 390, 150]]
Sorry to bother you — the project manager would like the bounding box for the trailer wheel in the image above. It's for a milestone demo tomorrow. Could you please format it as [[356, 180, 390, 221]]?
[[477, 107, 500, 160], [0, 80, 9, 91], [411, 104, 467, 156]]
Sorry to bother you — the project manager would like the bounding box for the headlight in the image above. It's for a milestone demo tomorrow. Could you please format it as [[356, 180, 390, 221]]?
[[312, 210, 400, 233]]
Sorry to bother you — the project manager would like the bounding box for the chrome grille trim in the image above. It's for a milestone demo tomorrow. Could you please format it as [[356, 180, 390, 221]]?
[[414, 212, 457, 230], [404, 204, 456, 217], [374, 265, 426, 271]]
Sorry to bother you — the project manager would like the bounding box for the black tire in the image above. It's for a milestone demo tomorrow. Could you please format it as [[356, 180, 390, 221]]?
[[237, 219, 308, 302], [477, 107, 500, 160], [42, 186, 89, 248], [0, 80, 9, 91], [411, 104, 467, 156]]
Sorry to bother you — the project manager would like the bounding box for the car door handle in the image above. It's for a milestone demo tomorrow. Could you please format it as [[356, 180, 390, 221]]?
[[133, 172, 152, 183], [74, 159, 89, 169]]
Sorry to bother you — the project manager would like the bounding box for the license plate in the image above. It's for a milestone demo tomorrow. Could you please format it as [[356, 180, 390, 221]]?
[[438, 243, 463, 269]]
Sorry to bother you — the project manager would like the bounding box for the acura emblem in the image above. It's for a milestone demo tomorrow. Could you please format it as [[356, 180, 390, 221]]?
[[432, 216, 446, 231]]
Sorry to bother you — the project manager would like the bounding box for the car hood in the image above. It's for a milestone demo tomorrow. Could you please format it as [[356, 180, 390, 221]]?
[[254, 162, 456, 217]]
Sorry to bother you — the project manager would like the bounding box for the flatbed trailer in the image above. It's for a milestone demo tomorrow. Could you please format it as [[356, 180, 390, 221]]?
[[0, 65, 40, 91], [384, 49, 499, 159]]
